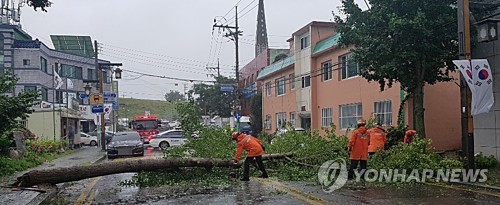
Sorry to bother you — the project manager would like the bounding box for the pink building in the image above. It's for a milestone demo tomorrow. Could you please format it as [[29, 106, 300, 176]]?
[[257, 21, 461, 151]]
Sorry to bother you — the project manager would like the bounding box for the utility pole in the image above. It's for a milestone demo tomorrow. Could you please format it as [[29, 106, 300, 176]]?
[[95, 40, 106, 151], [457, 0, 475, 169], [206, 59, 221, 78], [213, 6, 242, 132]]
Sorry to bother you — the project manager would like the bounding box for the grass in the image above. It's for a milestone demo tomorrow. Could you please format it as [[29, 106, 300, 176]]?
[[483, 165, 500, 187], [120, 98, 177, 119], [0, 149, 75, 178]]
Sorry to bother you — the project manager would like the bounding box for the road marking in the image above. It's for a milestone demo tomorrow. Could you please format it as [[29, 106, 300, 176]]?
[[85, 189, 98, 205], [74, 176, 102, 205], [423, 182, 500, 198], [256, 178, 328, 205]]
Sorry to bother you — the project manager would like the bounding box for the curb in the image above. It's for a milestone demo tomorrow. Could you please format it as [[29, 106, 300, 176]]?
[[448, 181, 500, 192], [36, 152, 107, 205]]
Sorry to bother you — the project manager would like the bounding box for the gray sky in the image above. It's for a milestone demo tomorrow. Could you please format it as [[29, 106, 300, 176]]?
[[20, 0, 367, 100]]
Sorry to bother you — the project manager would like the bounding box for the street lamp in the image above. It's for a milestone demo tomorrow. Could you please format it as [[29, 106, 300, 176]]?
[[476, 18, 499, 42], [84, 84, 92, 95]]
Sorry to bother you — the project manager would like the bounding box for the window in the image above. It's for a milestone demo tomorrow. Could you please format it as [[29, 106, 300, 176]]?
[[289, 73, 295, 89], [275, 77, 285, 96], [103, 71, 109, 83], [265, 115, 272, 130], [290, 112, 295, 128], [322, 61, 332, 81], [23, 59, 30, 66], [300, 35, 310, 49], [265, 81, 271, 96], [340, 53, 359, 79], [41, 88, 48, 101], [276, 112, 286, 129], [24, 86, 36, 93], [87, 68, 97, 80], [56, 91, 64, 103], [339, 103, 363, 129], [59, 64, 83, 79], [40, 57, 47, 72], [374, 101, 393, 126], [321, 108, 333, 127], [301, 75, 310, 88]]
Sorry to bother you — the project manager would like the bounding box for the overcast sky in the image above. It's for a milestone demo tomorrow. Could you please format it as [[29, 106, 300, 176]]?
[[20, 0, 368, 100]]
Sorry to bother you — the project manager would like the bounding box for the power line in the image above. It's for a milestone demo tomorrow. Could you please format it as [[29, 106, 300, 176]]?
[[122, 68, 215, 83]]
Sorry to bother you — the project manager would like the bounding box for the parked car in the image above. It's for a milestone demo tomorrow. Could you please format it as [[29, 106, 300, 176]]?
[[271, 127, 306, 144], [87, 131, 114, 144], [148, 129, 189, 150], [106, 131, 144, 159], [80, 132, 98, 146]]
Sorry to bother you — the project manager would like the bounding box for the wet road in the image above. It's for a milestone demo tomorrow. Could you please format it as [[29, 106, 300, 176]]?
[[56, 148, 500, 205]]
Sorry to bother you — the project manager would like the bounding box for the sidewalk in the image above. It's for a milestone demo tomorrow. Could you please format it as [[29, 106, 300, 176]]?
[[0, 146, 106, 205]]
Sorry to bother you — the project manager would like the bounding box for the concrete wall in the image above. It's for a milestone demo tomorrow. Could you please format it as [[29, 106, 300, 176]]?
[[27, 110, 63, 140], [472, 34, 500, 159]]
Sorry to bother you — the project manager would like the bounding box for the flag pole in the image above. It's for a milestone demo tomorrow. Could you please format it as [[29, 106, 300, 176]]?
[[52, 65, 56, 141]]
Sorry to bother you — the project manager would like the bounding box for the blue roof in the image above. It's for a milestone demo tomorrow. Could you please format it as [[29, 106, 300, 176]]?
[[257, 55, 295, 80]]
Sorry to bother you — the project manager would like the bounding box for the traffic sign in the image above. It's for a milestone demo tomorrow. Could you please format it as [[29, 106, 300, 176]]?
[[103, 92, 117, 98], [78, 92, 89, 99], [90, 93, 104, 104], [235, 113, 241, 120], [220, 84, 235, 92], [91, 104, 104, 113]]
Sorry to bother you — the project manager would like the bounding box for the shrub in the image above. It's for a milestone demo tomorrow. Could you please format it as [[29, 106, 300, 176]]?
[[475, 153, 498, 169]]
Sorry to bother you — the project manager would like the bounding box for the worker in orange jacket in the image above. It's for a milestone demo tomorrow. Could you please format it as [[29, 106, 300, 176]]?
[[404, 129, 417, 144], [232, 132, 268, 181], [367, 123, 387, 155], [348, 119, 370, 180]]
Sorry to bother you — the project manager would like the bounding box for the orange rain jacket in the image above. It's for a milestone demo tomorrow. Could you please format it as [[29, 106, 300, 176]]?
[[404, 130, 417, 143], [348, 126, 370, 160], [367, 127, 387, 153], [234, 134, 264, 161]]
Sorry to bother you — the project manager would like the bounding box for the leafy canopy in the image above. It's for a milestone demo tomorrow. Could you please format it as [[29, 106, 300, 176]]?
[[334, 0, 458, 92], [191, 76, 235, 117], [0, 73, 39, 134], [164, 90, 185, 102]]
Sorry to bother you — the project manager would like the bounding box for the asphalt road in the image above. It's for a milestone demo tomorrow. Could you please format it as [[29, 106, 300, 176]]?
[[53, 148, 500, 205]]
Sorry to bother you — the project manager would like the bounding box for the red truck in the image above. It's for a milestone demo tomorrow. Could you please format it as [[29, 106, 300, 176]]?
[[129, 114, 160, 143]]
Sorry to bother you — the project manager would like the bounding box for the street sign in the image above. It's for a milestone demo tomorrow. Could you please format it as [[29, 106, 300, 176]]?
[[78, 92, 89, 99], [90, 93, 103, 104], [91, 104, 104, 113], [103, 92, 117, 98], [220, 84, 235, 92], [235, 113, 241, 120]]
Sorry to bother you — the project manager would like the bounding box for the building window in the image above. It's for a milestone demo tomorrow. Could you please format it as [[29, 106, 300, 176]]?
[[265, 115, 272, 130], [87, 68, 97, 80], [41, 88, 48, 101], [340, 53, 359, 80], [290, 112, 295, 128], [56, 91, 64, 103], [275, 77, 285, 96], [60, 64, 83, 79], [300, 35, 310, 49], [322, 61, 332, 81], [103, 71, 109, 83], [374, 100, 393, 126], [265, 81, 271, 96], [276, 112, 286, 129], [24, 86, 37, 93], [301, 75, 310, 88], [339, 103, 362, 129], [321, 108, 333, 127], [40, 57, 47, 72], [23, 59, 30, 66], [289, 73, 295, 89]]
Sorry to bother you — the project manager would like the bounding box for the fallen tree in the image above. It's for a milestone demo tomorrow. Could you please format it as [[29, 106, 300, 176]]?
[[13, 152, 293, 187]]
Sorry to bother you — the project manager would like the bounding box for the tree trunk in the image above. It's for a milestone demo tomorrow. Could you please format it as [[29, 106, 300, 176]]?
[[13, 152, 293, 187], [414, 82, 426, 138]]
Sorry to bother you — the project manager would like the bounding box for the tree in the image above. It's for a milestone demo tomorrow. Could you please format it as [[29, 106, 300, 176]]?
[[175, 100, 201, 137], [0, 73, 39, 134], [191, 76, 236, 117], [164, 90, 185, 102], [27, 0, 51, 12], [334, 0, 457, 138], [250, 93, 262, 135]]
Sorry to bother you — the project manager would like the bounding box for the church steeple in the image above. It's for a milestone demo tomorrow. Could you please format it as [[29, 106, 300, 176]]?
[[255, 0, 268, 57]]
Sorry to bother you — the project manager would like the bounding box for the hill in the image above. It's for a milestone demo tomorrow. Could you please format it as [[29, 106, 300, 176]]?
[[119, 98, 177, 120]]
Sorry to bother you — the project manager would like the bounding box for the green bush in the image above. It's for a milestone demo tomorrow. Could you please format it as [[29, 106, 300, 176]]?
[[370, 138, 463, 171], [0, 156, 39, 177], [25, 139, 66, 154], [475, 153, 498, 169]]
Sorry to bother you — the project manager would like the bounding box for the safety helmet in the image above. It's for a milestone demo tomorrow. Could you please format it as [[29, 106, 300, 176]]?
[[231, 132, 239, 139], [357, 119, 366, 126]]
